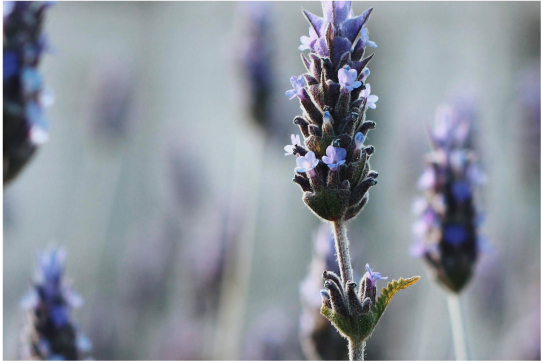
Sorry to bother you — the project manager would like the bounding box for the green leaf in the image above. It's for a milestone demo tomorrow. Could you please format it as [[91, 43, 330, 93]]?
[[373, 276, 420, 323]]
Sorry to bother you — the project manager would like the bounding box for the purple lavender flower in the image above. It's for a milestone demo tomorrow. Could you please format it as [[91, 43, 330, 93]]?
[[285, 75, 306, 100], [365, 264, 388, 287], [359, 27, 377, 49], [286, 1, 379, 222], [299, 27, 318, 51], [296, 151, 319, 175], [413, 100, 485, 293], [338, 65, 362, 92], [360, 83, 378, 109], [20, 248, 92, 360], [284, 134, 301, 156], [322, 145, 347, 170], [3, 1, 53, 185], [238, 2, 275, 129], [286, 4, 420, 359]]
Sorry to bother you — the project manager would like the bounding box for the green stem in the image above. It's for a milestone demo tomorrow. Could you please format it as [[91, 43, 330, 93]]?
[[349, 339, 366, 361]]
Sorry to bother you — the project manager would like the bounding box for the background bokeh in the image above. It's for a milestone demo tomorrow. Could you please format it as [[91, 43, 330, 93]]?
[[4, 1, 540, 360]]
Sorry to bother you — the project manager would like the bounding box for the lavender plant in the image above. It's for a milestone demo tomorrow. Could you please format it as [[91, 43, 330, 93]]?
[[412, 103, 485, 293], [3, 1, 53, 186], [20, 248, 92, 360], [285, 2, 419, 359]]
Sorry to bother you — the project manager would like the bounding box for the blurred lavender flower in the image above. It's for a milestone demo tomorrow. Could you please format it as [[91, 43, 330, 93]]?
[[412, 103, 485, 293], [285, 3, 419, 359], [242, 309, 303, 360], [299, 224, 348, 360], [3, 1, 53, 185], [237, 2, 275, 129], [20, 248, 92, 360], [516, 67, 540, 180], [85, 61, 135, 145]]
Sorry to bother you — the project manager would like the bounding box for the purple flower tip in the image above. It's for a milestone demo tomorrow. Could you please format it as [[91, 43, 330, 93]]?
[[354, 132, 365, 149], [338, 65, 362, 92], [360, 83, 379, 109], [284, 134, 301, 156], [322, 145, 347, 170], [361, 27, 377, 48], [365, 263, 388, 286], [299, 27, 318, 51], [295, 151, 319, 174], [285, 75, 306, 100]]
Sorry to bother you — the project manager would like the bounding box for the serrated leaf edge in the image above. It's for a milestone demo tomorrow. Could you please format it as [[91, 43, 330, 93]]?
[[373, 276, 420, 323]]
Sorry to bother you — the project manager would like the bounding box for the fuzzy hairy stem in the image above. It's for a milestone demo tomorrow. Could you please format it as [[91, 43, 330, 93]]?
[[349, 339, 366, 361], [331, 221, 354, 287]]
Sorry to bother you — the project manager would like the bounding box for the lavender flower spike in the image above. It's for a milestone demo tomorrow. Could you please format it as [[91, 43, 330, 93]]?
[[3, 1, 54, 186], [412, 100, 485, 293], [20, 247, 92, 360], [284, 134, 301, 156], [285, 2, 420, 360]]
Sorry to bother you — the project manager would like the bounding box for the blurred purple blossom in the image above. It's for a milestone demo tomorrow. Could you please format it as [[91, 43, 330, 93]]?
[[20, 247, 92, 360], [413, 99, 485, 293], [3, 1, 53, 185], [242, 309, 303, 360], [238, 2, 275, 129]]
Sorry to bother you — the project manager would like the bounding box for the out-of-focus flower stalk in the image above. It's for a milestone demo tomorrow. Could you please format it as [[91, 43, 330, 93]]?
[[3, 1, 53, 186], [412, 102, 485, 293], [285, 2, 419, 359], [412, 100, 486, 360], [212, 4, 276, 358], [299, 224, 348, 360], [20, 248, 92, 360]]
